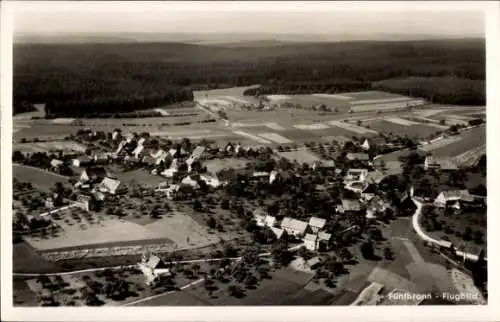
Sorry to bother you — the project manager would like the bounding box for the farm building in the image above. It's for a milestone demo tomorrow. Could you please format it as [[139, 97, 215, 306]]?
[[312, 160, 335, 170], [98, 177, 126, 195], [362, 137, 388, 151], [338, 199, 362, 213], [434, 190, 475, 208], [138, 253, 172, 286], [50, 158, 64, 170], [344, 168, 369, 183], [72, 155, 92, 167], [308, 217, 326, 233], [79, 167, 107, 184], [424, 156, 459, 171], [181, 175, 201, 189], [346, 153, 370, 162], [253, 208, 277, 227], [304, 232, 331, 251], [199, 173, 223, 188], [345, 181, 370, 194], [270, 227, 286, 240], [280, 217, 308, 238]]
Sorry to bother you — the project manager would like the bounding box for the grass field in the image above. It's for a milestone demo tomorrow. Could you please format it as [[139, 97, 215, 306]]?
[[277, 150, 322, 164], [431, 126, 486, 157], [204, 158, 249, 174], [13, 165, 70, 192], [13, 242, 64, 273], [366, 120, 441, 138], [111, 169, 167, 188], [25, 209, 218, 252]]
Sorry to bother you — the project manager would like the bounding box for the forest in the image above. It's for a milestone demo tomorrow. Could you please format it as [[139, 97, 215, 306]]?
[[13, 39, 485, 116]]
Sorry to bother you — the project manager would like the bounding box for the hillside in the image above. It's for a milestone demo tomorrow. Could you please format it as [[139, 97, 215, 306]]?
[[13, 39, 485, 116]]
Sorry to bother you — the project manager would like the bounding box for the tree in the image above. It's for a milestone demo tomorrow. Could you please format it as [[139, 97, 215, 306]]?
[[206, 216, 217, 229], [383, 247, 394, 260], [474, 231, 484, 245], [360, 241, 375, 260]]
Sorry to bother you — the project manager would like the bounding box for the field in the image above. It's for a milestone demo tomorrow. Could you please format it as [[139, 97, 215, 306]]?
[[276, 150, 322, 164], [365, 120, 441, 138], [25, 207, 218, 253], [136, 267, 315, 306], [110, 169, 168, 188], [269, 94, 351, 112], [16, 140, 87, 154], [204, 158, 249, 174], [430, 126, 486, 157], [13, 164, 70, 192]]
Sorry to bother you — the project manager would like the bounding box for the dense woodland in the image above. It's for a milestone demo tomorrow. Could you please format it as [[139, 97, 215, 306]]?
[[14, 39, 485, 116]]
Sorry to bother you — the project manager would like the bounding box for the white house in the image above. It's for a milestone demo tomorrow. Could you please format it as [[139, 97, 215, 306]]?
[[165, 184, 180, 200], [346, 153, 370, 162], [280, 217, 308, 237], [72, 156, 92, 167], [270, 227, 285, 240], [345, 181, 370, 194], [50, 158, 64, 169], [138, 253, 172, 286], [304, 234, 318, 251], [199, 173, 223, 188], [161, 168, 178, 178], [253, 208, 277, 228], [434, 190, 475, 208], [308, 217, 326, 234], [181, 175, 200, 189], [99, 177, 126, 195], [361, 139, 370, 151], [80, 167, 107, 183], [133, 145, 145, 158], [338, 199, 362, 213], [269, 170, 279, 184], [344, 168, 369, 183]]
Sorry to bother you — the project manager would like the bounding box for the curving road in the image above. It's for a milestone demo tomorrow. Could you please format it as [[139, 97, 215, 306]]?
[[411, 198, 485, 262]]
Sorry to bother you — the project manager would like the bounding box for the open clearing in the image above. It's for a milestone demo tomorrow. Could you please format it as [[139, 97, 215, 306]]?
[[204, 158, 249, 174], [277, 150, 321, 164], [26, 211, 217, 252], [13, 164, 69, 191]]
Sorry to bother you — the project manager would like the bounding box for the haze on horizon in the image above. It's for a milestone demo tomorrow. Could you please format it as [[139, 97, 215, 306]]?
[[11, 2, 485, 42]]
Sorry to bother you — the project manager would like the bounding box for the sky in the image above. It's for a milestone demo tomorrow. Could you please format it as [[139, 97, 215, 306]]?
[[10, 1, 485, 37]]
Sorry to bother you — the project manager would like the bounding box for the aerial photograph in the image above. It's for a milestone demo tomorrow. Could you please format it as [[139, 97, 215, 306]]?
[[9, 2, 487, 308]]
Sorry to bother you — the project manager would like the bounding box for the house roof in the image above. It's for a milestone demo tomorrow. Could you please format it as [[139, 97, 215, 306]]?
[[281, 217, 308, 234], [100, 177, 122, 193], [84, 167, 107, 178], [75, 155, 92, 163], [270, 227, 285, 239], [304, 233, 317, 242], [318, 232, 331, 241], [50, 159, 64, 167], [147, 255, 161, 269], [347, 168, 369, 176], [425, 156, 458, 170], [308, 217, 326, 229], [346, 153, 370, 161], [440, 190, 475, 202], [341, 199, 362, 212]]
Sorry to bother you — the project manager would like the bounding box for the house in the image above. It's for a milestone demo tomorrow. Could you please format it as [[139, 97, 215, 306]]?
[[424, 156, 458, 171], [80, 167, 107, 184], [99, 177, 126, 195], [133, 145, 145, 158], [72, 156, 92, 167], [346, 153, 370, 162], [304, 232, 332, 251], [181, 175, 201, 189], [269, 170, 279, 184], [338, 199, 362, 213], [345, 181, 370, 194], [280, 217, 308, 237], [199, 173, 223, 188], [92, 153, 109, 164], [137, 137, 146, 147], [50, 158, 64, 170], [363, 137, 387, 151], [165, 184, 180, 200], [161, 168, 178, 178], [126, 133, 136, 143], [253, 208, 277, 227], [308, 217, 326, 233], [186, 146, 206, 166], [361, 139, 371, 151], [434, 190, 475, 208], [312, 160, 335, 170], [77, 194, 94, 211], [253, 171, 269, 178], [138, 253, 172, 286], [112, 130, 121, 141], [344, 168, 369, 183]]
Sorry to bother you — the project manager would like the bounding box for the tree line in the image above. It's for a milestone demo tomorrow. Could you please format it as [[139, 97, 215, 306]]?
[[14, 39, 485, 115]]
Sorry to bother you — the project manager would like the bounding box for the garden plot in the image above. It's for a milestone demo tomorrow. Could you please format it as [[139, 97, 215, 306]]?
[[258, 132, 294, 144], [415, 109, 448, 117], [452, 145, 486, 167], [328, 121, 378, 135], [277, 150, 321, 164], [384, 117, 419, 126], [430, 127, 486, 157], [233, 130, 272, 144], [16, 140, 87, 154], [294, 123, 330, 130]]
